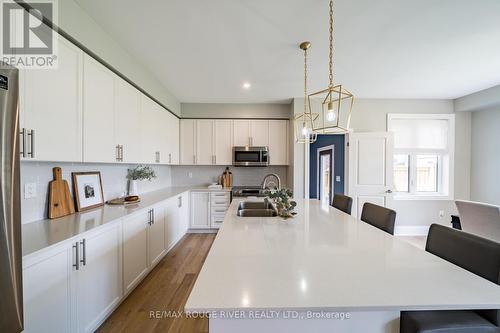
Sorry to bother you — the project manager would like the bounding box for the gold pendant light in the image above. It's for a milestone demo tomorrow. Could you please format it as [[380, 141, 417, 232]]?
[[294, 41, 319, 144], [309, 0, 354, 134]]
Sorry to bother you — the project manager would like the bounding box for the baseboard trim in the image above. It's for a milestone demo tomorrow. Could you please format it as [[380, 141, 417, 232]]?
[[394, 225, 430, 236]]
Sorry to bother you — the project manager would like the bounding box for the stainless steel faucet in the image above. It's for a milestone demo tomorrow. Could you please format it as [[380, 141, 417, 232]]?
[[261, 173, 281, 190]]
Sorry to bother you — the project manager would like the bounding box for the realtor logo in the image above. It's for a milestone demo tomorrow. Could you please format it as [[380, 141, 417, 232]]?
[[0, 0, 58, 68]]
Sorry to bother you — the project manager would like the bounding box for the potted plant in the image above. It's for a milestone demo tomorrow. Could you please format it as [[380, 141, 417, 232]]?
[[267, 188, 297, 219], [126, 165, 157, 196]]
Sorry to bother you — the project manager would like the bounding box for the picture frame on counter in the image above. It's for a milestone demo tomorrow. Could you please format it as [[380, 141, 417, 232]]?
[[72, 171, 104, 212]]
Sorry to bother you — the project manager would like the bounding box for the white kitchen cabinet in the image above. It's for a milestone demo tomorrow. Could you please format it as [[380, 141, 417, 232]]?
[[210, 192, 230, 229], [214, 120, 233, 165], [20, 36, 83, 162], [179, 191, 190, 234], [180, 119, 196, 165], [77, 223, 122, 333], [196, 119, 215, 165], [122, 211, 149, 295], [165, 111, 180, 164], [115, 77, 141, 164], [165, 192, 190, 250], [23, 241, 76, 333], [149, 205, 167, 266], [83, 55, 116, 163], [269, 120, 289, 165], [250, 120, 269, 147], [140, 95, 161, 164], [233, 120, 251, 146], [190, 192, 211, 229]]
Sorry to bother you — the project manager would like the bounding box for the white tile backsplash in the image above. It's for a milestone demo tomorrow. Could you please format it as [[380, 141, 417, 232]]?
[[170, 165, 288, 187], [21, 162, 172, 224]]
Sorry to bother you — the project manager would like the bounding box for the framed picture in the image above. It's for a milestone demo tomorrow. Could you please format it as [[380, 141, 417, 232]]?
[[72, 172, 104, 212]]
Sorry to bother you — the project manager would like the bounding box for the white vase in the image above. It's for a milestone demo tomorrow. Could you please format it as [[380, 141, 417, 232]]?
[[128, 180, 138, 196]]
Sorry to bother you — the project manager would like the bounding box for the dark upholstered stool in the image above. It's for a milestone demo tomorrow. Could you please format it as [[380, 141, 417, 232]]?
[[360, 202, 396, 235], [400, 224, 500, 333], [331, 194, 353, 215]]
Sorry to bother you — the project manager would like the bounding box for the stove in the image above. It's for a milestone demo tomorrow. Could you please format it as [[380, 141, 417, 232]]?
[[231, 186, 268, 198]]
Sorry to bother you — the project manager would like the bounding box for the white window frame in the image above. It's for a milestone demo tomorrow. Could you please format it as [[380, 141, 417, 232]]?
[[387, 113, 455, 201]]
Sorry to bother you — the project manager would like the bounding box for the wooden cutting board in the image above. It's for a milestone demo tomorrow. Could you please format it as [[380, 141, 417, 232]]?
[[48, 167, 75, 219]]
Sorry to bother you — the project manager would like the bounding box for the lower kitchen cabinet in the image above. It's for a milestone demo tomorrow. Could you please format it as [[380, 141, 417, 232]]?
[[77, 223, 122, 333], [190, 192, 210, 229], [22, 222, 122, 333], [165, 192, 190, 250], [122, 210, 149, 295], [149, 205, 167, 267]]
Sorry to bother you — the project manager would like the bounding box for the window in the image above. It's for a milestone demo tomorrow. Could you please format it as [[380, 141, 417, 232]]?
[[388, 114, 455, 200]]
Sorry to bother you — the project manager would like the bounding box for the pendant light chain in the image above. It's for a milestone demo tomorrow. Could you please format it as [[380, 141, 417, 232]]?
[[328, 0, 334, 88]]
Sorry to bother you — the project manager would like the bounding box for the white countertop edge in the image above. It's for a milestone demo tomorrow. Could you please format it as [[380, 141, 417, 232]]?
[[22, 185, 231, 257]]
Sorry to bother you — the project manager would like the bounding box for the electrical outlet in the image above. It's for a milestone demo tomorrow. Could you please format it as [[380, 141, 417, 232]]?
[[439, 210, 445, 218], [188, 172, 193, 179], [335, 176, 341, 182], [24, 183, 37, 199]]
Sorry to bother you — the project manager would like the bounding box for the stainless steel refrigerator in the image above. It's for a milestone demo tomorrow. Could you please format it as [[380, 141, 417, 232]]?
[[0, 62, 23, 333]]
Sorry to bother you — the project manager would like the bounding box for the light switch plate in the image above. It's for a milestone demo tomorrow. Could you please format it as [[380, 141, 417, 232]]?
[[335, 176, 341, 182], [24, 182, 37, 199], [188, 172, 193, 179]]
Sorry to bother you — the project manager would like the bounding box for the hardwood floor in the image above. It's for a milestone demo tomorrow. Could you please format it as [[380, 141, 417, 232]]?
[[97, 233, 216, 333]]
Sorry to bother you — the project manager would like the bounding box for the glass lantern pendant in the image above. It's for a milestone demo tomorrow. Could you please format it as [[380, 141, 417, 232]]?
[[294, 41, 319, 144], [309, 0, 354, 134]]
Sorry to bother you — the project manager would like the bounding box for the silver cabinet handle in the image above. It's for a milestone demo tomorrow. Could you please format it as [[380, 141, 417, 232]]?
[[152, 208, 155, 224], [178, 196, 182, 208], [169, 153, 172, 164], [385, 189, 393, 194], [116, 145, 120, 161], [80, 239, 87, 266], [20, 128, 27, 158], [120, 145, 124, 161], [28, 129, 35, 158], [73, 242, 80, 270], [193, 155, 196, 164], [147, 209, 152, 225]]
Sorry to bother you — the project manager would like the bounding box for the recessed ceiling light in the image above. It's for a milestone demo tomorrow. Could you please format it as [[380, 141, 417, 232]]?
[[242, 82, 251, 89]]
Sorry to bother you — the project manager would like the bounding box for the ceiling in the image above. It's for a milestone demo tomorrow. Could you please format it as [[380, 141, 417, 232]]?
[[75, 0, 500, 103]]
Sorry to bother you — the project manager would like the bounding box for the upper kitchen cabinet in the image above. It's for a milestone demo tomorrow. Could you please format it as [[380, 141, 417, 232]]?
[[214, 120, 233, 165], [140, 95, 162, 164], [268, 120, 289, 165], [83, 55, 116, 163], [196, 119, 215, 165], [20, 36, 83, 162], [250, 120, 269, 147], [115, 78, 141, 164], [180, 119, 196, 165], [164, 111, 180, 164], [233, 120, 251, 146]]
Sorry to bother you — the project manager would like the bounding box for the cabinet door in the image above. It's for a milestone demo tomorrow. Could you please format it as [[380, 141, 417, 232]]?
[[190, 192, 210, 229], [77, 223, 122, 333], [250, 120, 269, 147], [149, 205, 166, 266], [180, 192, 190, 235], [196, 120, 215, 165], [180, 119, 196, 165], [122, 211, 149, 295], [214, 120, 233, 165], [23, 243, 75, 333], [83, 55, 116, 163], [233, 120, 251, 146], [165, 111, 179, 164], [22, 36, 83, 162], [269, 120, 289, 165], [115, 78, 141, 163], [140, 95, 160, 164], [165, 198, 178, 251]]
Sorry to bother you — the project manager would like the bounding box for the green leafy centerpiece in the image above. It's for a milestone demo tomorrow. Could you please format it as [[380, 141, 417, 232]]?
[[126, 165, 157, 196], [267, 188, 297, 219]]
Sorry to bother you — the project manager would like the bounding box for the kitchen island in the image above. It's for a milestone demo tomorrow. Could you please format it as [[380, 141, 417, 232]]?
[[185, 198, 500, 333]]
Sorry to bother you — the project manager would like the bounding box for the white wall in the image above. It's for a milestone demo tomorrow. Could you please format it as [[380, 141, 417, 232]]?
[[21, 162, 172, 224], [291, 98, 472, 234], [181, 103, 291, 118], [470, 107, 500, 205], [58, 0, 180, 115]]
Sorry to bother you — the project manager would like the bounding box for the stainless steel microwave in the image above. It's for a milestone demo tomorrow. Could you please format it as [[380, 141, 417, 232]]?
[[233, 146, 269, 167]]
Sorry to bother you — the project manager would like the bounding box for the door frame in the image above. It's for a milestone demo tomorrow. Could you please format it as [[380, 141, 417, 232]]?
[[316, 145, 335, 201]]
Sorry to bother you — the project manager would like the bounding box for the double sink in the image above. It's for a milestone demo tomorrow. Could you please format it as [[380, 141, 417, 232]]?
[[236, 198, 278, 217]]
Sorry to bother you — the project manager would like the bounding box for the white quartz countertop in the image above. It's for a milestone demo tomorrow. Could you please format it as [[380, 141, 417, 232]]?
[[185, 198, 500, 312], [22, 185, 230, 257]]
